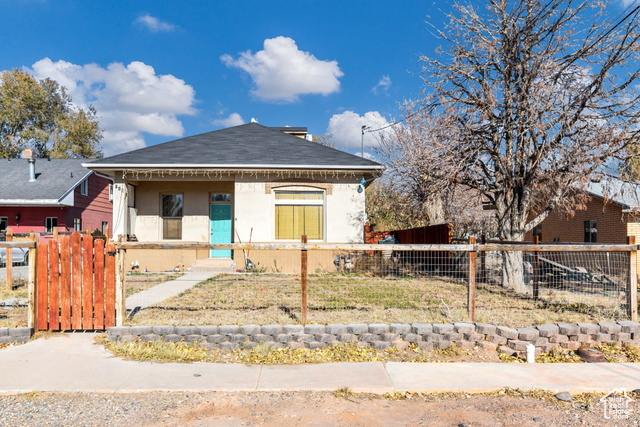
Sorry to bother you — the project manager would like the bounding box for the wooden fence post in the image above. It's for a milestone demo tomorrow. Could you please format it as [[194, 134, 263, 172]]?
[[479, 234, 486, 284], [468, 236, 476, 322], [52, 226, 58, 241], [115, 236, 125, 326], [5, 228, 12, 290], [301, 235, 308, 325], [627, 236, 638, 322], [27, 233, 37, 329], [532, 235, 540, 300]]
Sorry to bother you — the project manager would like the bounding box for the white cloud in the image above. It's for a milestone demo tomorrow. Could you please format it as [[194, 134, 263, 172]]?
[[221, 36, 343, 103], [29, 58, 196, 156], [134, 14, 177, 32], [327, 111, 391, 152], [213, 112, 245, 127], [371, 75, 391, 95]]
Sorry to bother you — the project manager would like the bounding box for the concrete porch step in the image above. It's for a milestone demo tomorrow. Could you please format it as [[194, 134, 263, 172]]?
[[190, 258, 236, 273]]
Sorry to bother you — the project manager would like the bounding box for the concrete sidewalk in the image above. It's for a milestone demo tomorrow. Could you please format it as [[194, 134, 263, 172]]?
[[125, 271, 217, 311], [0, 334, 639, 394]]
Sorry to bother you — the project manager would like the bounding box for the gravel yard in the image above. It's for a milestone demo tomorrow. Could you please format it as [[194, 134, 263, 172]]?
[[0, 390, 632, 426]]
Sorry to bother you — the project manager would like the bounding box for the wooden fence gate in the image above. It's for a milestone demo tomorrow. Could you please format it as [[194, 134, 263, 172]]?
[[36, 232, 116, 331]]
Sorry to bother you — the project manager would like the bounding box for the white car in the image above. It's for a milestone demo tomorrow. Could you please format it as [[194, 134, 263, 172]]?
[[0, 247, 29, 266]]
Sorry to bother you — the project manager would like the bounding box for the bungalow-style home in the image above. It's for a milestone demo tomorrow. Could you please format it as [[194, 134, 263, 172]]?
[[0, 149, 112, 239], [525, 177, 640, 244], [85, 123, 384, 271]]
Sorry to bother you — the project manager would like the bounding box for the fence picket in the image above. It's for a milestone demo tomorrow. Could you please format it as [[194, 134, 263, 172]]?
[[36, 242, 48, 331], [105, 242, 116, 328], [47, 240, 60, 330], [71, 232, 82, 329], [94, 239, 105, 329], [82, 235, 94, 329], [59, 235, 71, 330]]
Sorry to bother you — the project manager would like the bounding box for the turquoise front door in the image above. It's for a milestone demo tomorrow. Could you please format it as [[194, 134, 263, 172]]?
[[210, 204, 232, 257]]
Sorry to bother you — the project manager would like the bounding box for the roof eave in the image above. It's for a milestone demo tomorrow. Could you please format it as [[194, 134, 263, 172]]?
[[0, 199, 72, 207], [84, 163, 385, 171]]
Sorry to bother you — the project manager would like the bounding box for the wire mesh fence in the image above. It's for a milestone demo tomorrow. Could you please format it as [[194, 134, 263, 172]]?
[[119, 241, 638, 328], [0, 240, 35, 328]]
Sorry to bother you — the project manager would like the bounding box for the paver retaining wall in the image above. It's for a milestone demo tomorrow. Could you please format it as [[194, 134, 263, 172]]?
[[0, 327, 32, 344], [107, 321, 640, 357]]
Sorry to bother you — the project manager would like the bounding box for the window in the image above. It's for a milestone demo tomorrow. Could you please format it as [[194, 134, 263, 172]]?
[[162, 194, 183, 240], [45, 217, 57, 233], [584, 220, 597, 243], [102, 221, 109, 235], [0, 217, 7, 234], [73, 218, 82, 232], [211, 194, 231, 202], [80, 179, 88, 196], [275, 191, 324, 240]]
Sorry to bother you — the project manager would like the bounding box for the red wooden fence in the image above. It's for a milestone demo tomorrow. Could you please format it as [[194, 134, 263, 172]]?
[[36, 232, 116, 331]]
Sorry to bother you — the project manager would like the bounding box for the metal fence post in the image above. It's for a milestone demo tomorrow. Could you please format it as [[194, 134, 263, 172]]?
[[468, 236, 476, 322], [5, 228, 12, 290], [627, 236, 638, 322], [115, 236, 125, 326], [301, 235, 308, 325], [27, 233, 38, 329]]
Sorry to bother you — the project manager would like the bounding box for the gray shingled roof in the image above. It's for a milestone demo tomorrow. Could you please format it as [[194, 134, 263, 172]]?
[[0, 159, 92, 205], [86, 123, 384, 170]]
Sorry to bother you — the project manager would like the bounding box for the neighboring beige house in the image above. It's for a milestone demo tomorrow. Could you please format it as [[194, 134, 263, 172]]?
[[85, 123, 384, 271]]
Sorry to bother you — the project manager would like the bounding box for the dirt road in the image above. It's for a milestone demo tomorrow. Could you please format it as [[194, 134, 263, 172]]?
[[0, 391, 634, 426]]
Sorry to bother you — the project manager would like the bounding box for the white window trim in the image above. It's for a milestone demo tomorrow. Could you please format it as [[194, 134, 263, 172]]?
[[45, 217, 57, 233], [80, 179, 88, 196]]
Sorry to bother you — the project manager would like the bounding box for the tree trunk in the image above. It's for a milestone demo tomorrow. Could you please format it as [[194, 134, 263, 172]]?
[[501, 251, 529, 294]]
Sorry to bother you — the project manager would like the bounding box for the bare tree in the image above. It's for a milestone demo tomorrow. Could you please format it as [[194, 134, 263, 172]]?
[[378, 0, 640, 292]]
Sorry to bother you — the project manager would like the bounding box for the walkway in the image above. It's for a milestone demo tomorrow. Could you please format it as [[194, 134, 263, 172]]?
[[125, 271, 217, 312], [0, 334, 638, 394]]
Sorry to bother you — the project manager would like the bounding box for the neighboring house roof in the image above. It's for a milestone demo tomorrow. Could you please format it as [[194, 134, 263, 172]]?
[[584, 177, 640, 210], [86, 123, 384, 171], [0, 158, 93, 206]]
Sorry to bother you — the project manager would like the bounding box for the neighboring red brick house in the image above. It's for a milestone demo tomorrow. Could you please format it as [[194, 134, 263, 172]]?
[[525, 178, 640, 244], [0, 152, 113, 238]]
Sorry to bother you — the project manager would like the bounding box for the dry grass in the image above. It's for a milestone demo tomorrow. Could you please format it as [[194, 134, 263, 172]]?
[[99, 337, 498, 364], [126, 271, 629, 328], [0, 283, 28, 328]]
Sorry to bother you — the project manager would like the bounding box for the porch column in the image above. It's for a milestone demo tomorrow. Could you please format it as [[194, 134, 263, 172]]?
[[111, 174, 129, 240]]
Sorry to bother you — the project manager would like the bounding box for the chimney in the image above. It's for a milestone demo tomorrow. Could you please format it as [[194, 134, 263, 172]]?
[[22, 149, 36, 182]]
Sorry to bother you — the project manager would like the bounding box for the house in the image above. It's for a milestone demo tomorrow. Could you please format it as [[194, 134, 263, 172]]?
[[0, 149, 113, 239], [85, 123, 385, 271], [525, 178, 640, 244]]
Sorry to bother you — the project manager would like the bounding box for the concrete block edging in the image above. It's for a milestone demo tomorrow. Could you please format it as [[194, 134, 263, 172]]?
[[106, 321, 640, 357]]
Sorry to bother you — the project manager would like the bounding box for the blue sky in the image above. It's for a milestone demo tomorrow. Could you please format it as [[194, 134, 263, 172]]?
[[0, 0, 448, 157], [1, 1, 633, 158]]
